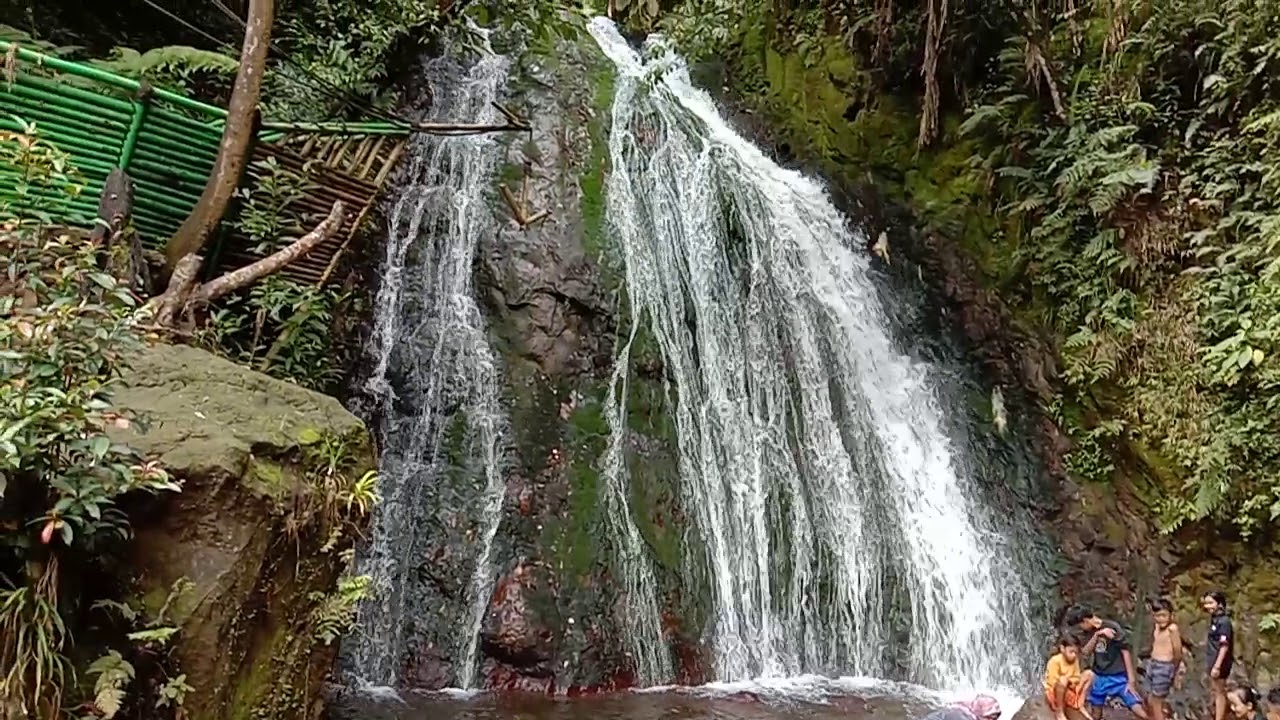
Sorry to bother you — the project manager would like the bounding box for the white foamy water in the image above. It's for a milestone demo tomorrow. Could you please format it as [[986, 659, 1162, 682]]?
[[348, 46, 511, 690], [587, 17, 1040, 694]]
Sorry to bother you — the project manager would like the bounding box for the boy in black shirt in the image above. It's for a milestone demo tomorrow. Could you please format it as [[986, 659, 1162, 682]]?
[[1066, 606, 1149, 719], [1203, 591, 1235, 720]]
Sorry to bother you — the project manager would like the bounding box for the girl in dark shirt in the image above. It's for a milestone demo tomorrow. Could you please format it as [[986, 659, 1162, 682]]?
[[1203, 590, 1235, 720]]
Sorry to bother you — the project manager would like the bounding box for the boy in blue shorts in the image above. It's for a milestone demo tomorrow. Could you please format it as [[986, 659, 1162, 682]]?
[[1066, 606, 1150, 719]]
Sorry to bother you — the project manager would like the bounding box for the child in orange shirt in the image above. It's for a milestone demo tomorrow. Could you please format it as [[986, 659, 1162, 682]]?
[[1045, 634, 1095, 720]]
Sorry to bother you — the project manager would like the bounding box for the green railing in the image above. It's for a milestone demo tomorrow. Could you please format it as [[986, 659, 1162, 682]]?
[[0, 40, 411, 246]]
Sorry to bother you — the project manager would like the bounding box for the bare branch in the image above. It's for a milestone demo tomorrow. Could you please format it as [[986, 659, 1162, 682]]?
[[192, 200, 346, 304]]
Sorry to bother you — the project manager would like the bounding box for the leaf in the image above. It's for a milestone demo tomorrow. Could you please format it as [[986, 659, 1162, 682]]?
[[88, 650, 135, 719], [297, 427, 322, 445], [1252, 348, 1265, 365], [128, 626, 179, 645], [90, 434, 110, 457], [92, 599, 140, 623], [96, 686, 125, 718]]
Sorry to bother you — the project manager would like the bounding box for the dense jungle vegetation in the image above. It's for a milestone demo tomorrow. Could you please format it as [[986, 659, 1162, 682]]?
[[635, 0, 1280, 538]]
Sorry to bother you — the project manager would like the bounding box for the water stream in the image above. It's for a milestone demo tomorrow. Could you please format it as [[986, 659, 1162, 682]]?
[[587, 18, 1042, 692], [348, 47, 512, 690]]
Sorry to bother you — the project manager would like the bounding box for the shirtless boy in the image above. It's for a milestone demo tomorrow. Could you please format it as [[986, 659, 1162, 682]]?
[[1146, 599, 1183, 720]]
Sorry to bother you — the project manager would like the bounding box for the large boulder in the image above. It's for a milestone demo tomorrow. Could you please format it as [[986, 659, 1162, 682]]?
[[109, 343, 375, 720]]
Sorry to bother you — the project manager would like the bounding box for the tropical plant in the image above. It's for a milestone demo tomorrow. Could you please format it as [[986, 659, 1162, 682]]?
[[0, 123, 180, 716]]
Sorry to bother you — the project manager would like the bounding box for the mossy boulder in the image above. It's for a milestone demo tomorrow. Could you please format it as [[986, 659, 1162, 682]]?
[[108, 343, 374, 720]]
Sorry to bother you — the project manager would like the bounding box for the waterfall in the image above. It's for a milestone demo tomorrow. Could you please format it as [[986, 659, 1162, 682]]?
[[347, 47, 510, 690], [588, 19, 1041, 692]]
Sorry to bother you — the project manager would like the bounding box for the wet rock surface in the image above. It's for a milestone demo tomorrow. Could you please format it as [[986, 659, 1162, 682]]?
[[382, 34, 704, 693]]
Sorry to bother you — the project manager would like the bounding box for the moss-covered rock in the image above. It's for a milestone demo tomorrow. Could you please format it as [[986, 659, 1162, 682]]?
[[108, 343, 374, 720]]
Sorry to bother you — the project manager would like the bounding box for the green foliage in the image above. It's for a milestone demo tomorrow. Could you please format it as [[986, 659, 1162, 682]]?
[[86, 650, 134, 719], [88, 45, 238, 101], [266, 0, 446, 121], [1261, 613, 1280, 634], [266, 0, 589, 120], [297, 430, 380, 524], [1, 129, 179, 555], [0, 122, 181, 719], [308, 573, 372, 646], [200, 275, 354, 393], [86, 577, 192, 718], [0, 581, 71, 717], [203, 155, 351, 394], [233, 157, 317, 255], [156, 673, 193, 710], [0, 24, 80, 55], [670, 0, 1280, 534]]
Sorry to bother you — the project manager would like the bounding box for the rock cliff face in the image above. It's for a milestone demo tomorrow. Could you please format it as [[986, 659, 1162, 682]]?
[[356, 24, 1280, 701], [111, 343, 375, 720], [378, 35, 708, 693]]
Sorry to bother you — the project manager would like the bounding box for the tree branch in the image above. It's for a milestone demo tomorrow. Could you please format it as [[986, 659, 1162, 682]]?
[[192, 200, 345, 304], [149, 253, 202, 328]]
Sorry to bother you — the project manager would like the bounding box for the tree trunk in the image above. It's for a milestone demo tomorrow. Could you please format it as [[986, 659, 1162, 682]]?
[[150, 254, 203, 328], [163, 0, 275, 268]]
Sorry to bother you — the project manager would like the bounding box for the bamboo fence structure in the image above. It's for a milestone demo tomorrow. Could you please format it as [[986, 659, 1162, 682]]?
[[0, 40, 411, 285]]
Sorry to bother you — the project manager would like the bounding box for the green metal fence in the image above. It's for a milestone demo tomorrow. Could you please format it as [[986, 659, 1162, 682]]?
[[0, 40, 410, 248]]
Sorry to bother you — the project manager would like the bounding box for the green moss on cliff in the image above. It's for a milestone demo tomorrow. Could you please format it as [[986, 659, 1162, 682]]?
[[581, 60, 617, 265]]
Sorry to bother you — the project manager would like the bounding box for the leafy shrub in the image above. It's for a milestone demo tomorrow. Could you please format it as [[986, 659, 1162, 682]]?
[[0, 125, 179, 715]]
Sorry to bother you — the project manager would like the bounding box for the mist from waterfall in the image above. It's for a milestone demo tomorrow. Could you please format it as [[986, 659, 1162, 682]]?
[[346, 47, 511, 691], [588, 18, 1044, 693]]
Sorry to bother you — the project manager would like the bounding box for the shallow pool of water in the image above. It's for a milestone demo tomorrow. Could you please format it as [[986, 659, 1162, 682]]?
[[329, 677, 1025, 720]]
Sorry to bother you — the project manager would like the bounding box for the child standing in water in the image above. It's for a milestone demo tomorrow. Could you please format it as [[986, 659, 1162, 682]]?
[[1045, 634, 1095, 720], [1145, 599, 1183, 720], [1203, 590, 1235, 720]]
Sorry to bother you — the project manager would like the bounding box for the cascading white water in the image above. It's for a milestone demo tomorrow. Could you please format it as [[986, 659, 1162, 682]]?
[[349, 47, 510, 690], [588, 18, 1039, 692]]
